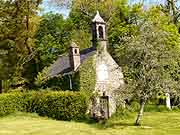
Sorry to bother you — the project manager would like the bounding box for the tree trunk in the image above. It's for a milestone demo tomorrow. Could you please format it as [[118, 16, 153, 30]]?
[[0, 80, 2, 94], [171, 0, 177, 25], [135, 98, 146, 126]]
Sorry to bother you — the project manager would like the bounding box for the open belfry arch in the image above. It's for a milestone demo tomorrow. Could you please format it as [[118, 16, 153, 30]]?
[[48, 11, 125, 119]]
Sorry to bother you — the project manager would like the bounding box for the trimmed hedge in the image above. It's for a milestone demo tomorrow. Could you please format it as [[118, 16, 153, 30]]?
[[0, 91, 87, 120]]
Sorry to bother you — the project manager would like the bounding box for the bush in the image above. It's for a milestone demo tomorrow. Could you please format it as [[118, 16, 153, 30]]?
[[0, 93, 24, 116], [0, 91, 88, 120], [172, 106, 180, 112], [115, 107, 132, 119], [144, 104, 170, 112], [130, 101, 140, 112]]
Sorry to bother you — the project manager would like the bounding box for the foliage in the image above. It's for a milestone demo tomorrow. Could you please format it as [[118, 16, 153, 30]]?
[[121, 9, 180, 98], [34, 13, 75, 90], [109, 106, 132, 120], [35, 66, 51, 87], [171, 93, 180, 107], [172, 106, 180, 111], [144, 104, 170, 112], [70, 0, 120, 27], [129, 101, 140, 112], [160, 0, 180, 29], [0, 91, 88, 120], [36, 13, 72, 68], [35, 66, 79, 90], [80, 55, 96, 98], [108, 2, 141, 51], [39, 75, 77, 90], [71, 29, 92, 50], [66, 0, 130, 50], [0, 0, 42, 89], [114, 7, 180, 125], [0, 40, 17, 80]]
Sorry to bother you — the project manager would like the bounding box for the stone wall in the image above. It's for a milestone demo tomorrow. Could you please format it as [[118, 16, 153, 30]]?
[[93, 50, 124, 117]]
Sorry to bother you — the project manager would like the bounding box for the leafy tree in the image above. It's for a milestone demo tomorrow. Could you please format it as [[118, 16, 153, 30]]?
[[108, 3, 142, 52], [161, 0, 180, 31], [36, 13, 72, 68], [51, 0, 130, 49], [114, 8, 180, 125], [0, 0, 42, 89], [0, 40, 17, 93]]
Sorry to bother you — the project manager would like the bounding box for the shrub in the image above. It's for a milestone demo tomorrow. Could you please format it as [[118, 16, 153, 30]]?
[[172, 106, 180, 112], [0, 91, 88, 120], [37, 92, 88, 120], [103, 106, 133, 128], [144, 104, 170, 112], [130, 101, 140, 112]]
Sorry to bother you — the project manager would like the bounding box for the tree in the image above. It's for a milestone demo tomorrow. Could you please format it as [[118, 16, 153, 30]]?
[[36, 13, 71, 69], [108, 3, 143, 52], [161, 0, 180, 31], [0, 40, 17, 93], [51, 0, 129, 49], [0, 0, 42, 89], [114, 8, 180, 125], [68, 0, 115, 49]]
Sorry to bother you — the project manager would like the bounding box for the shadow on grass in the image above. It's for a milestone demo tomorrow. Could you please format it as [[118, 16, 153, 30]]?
[[75, 117, 135, 130], [75, 116, 98, 125], [95, 121, 135, 129]]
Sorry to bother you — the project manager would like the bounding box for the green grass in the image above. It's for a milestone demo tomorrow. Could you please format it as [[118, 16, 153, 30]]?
[[0, 111, 180, 135]]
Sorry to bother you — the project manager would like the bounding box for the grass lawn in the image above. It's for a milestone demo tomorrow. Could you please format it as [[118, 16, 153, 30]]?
[[0, 112, 179, 135]]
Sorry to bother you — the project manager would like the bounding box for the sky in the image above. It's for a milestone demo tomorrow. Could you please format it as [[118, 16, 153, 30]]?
[[129, 0, 165, 5], [40, 0, 166, 17], [40, 0, 70, 17]]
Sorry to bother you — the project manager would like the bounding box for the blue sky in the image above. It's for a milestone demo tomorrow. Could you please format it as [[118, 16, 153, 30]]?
[[129, 0, 165, 5], [41, 0, 166, 17], [40, 0, 69, 17]]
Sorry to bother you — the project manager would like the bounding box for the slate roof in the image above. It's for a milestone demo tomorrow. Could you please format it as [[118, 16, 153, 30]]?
[[48, 54, 71, 77], [48, 47, 96, 77], [80, 47, 96, 62]]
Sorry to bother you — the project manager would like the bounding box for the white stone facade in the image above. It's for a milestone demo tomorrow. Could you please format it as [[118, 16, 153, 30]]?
[[90, 50, 124, 118], [89, 11, 125, 119]]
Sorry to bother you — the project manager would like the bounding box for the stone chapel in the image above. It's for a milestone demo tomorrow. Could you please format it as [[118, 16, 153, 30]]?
[[48, 11, 124, 119]]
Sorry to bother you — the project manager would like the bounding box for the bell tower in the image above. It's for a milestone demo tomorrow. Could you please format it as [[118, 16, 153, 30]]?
[[92, 11, 107, 51]]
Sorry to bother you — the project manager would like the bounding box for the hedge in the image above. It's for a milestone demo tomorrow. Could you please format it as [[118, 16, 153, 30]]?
[[0, 91, 88, 120]]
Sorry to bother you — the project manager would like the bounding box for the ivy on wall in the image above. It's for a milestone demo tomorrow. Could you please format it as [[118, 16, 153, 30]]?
[[79, 55, 96, 97]]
